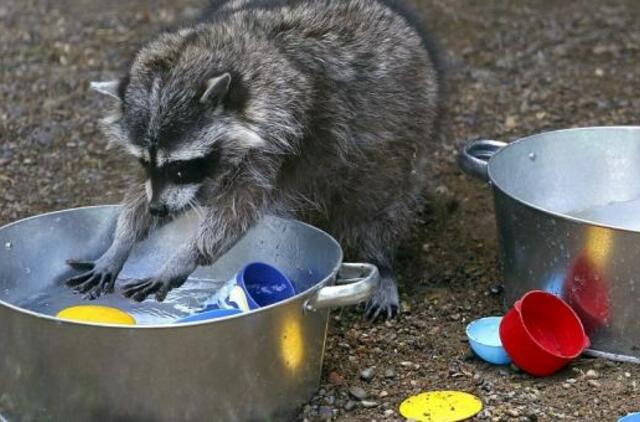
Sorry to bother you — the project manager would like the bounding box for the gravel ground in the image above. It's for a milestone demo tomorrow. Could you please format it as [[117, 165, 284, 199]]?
[[3, 1, 640, 421]]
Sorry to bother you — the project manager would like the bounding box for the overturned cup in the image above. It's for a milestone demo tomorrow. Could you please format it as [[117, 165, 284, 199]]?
[[176, 262, 296, 323]]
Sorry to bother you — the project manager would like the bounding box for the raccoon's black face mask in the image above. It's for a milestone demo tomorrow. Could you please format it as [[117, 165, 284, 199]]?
[[138, 150, 219, 217]]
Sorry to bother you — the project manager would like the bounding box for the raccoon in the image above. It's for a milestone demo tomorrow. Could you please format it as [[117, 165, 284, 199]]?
[[64, 0, 444, 320]]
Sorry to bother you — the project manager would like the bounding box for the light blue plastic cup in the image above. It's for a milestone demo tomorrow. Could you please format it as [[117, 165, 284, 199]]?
[[619, 412, 640, 422], [466, 316, 511, 365]]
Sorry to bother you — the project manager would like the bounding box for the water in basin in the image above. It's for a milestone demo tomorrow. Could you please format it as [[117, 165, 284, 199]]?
[[15, 276, 226, 325]]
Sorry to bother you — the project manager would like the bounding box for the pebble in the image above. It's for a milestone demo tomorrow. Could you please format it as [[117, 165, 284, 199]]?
[[384, 369, 396, 378], [489, 284, 503, 295], [317, 406, 334, 420], [507, 408, 521, 418], [328, 371, 344, 385], [360, 367, 375, 381], [361, 400, 378, 408], [383, 409, 394, 417], [585, 369, 599, 379], [379, 390, 389, 398], [400, 361, 414, 368], [588, 380, 601, 388], [344, 401, 357, 411], [348, 386, 368, 401]]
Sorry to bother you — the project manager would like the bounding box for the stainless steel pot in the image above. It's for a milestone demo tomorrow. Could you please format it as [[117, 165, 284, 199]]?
[[459, 126, 640, 363], [0, 206, 379, 421]]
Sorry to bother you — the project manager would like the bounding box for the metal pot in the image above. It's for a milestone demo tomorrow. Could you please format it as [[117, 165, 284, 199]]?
[[0, 206, 379, 421], [459, 126, 640, 363]]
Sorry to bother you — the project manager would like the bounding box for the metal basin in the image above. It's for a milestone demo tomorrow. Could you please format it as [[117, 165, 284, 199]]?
[[459, 126, 640, 363], [0, 206, 378, 421]]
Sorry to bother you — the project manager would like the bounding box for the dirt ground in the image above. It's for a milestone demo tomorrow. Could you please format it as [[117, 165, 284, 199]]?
[[2, 0, 640, 420]]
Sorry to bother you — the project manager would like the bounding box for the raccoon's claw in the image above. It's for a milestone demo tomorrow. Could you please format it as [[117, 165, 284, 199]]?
[[66, 259, 96, 270], [122, 274, 186, 302], [64, 259, 117, 299], [364, 276, 399, 322]]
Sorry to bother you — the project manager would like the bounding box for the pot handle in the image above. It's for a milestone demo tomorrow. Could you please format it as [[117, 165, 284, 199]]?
[[304, 263, 379, 311], [458, 139, 507, 182]]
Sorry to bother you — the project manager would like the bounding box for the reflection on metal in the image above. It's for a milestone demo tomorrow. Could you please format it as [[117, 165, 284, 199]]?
[[585, 226, 614, 270], [281, 313, 305, 372]]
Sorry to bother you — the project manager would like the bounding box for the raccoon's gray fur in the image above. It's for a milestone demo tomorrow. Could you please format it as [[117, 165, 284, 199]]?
[[65, 0, 443, 320]]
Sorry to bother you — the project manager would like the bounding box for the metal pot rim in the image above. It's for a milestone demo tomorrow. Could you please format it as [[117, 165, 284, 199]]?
[[486, 125, 640, 234], [0, 205, 344, 330]]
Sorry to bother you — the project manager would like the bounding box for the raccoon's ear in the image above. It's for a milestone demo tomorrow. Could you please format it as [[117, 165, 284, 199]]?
[[90, 80, 122, 101], [200, 73, 231, 105]]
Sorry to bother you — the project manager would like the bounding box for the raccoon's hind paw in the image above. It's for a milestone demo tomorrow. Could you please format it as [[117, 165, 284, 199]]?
[[364, 275, 399, 322], [64, 259, 118, 300]]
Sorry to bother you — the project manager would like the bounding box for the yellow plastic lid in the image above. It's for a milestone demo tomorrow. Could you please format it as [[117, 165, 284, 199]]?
[[56, 305, 136, 325], [399, 391, 483, 422]]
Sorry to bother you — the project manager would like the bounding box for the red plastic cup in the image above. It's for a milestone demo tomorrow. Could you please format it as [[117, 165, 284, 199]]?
[[499, 290, 590, 377]]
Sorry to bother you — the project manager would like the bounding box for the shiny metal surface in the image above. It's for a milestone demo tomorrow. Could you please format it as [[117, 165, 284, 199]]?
[[0, 206, 378, 421], [305, 263, 379, 311], [460, 127, 640, 362]]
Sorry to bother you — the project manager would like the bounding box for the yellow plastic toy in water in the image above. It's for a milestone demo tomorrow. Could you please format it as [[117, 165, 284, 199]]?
[[56, 305, 136, 325], [399, 391, 483, 422]]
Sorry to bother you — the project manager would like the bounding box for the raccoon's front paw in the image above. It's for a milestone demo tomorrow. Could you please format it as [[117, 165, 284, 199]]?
[[122, 274, 188, 302], [64, 259, 120, 299], [364, 275, 399, 322]]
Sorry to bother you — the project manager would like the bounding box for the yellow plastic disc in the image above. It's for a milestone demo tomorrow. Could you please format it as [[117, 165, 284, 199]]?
[[56, 305, 136, 325], [399, 391, 483, 422]]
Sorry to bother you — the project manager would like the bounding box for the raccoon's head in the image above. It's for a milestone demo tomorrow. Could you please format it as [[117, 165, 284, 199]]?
[[93, 50, 262, 217]]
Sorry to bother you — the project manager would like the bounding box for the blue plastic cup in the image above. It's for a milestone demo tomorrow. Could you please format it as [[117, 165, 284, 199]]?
[[466, 316, 512, 365], [176, 262, 295, 323]]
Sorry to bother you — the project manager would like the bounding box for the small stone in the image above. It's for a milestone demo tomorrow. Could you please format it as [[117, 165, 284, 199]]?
[[507, 408, 521, 418], [450, 313, 461, 321], [585, 369, 599, 379], [348, 386, 368, 401], [344, 401, 357, 411], [318, 406, 334, 420], [361, 400, 378, 408], [505, 115, 517, 129], [566, 378, 576, 384], [595, 68, 605, 77], [360, 367, 375, 381], [379, 390, 389, 398], [383, 409, 394, 417], [400, 361, 414, 368], [328, 371, 344, 385], [562, 383, 571, 389], [588, 380, 601, 388], [384, 369, 396, 378], [489, 284, 503, 295]]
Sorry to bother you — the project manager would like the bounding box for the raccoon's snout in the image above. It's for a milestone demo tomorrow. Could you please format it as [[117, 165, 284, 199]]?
[[148, 201, 169, 217]]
